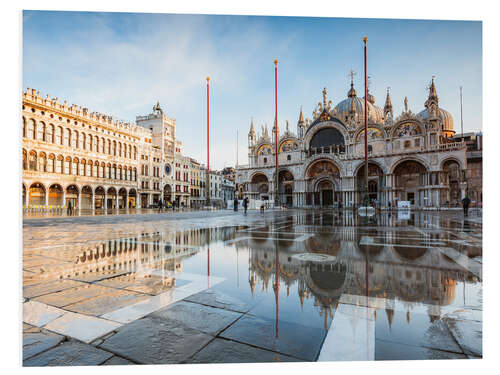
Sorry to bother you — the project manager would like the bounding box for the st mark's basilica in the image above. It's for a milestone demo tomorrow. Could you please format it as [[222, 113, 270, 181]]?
[[236, 76, 482, 208]]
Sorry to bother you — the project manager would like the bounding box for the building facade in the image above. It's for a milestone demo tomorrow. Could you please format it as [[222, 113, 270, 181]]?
[[22, 89, 200, 210], [236, 78, 482, 208]]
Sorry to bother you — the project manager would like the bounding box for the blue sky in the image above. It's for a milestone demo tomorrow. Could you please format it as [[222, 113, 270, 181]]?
[[23, 11, 482, 169]]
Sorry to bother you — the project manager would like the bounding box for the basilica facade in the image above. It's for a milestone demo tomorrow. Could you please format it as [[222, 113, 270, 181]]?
[[236, 77, 480, 208]]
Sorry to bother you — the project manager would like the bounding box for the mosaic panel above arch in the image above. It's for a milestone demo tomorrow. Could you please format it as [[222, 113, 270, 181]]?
[[306, 160, 340, 179], [356, 127, 384, 142], [393, 122, 423, 137], [257, 144, 273, 156], [279, 139, 299, 152]]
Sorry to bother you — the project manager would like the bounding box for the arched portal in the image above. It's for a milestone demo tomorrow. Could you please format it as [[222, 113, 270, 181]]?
[[305, 159, 340, 206], [48, 184, 63, 206], [81, 186, 93, 210], [94, 186, 105, 209], [107, 187, 117, 209], [118, 188, 127, 209], [128, 189, 137, 208], [317, 179, 334, 206], [441, 159, 461, 206], [163, 184, 172, 203], [250, 173, 270, 201], [356, 162, 384, 205], [66, 185, 79, 208], [278, 169, 294, 206], [29, 182, 46, 206], [393, 160, 427, 207]]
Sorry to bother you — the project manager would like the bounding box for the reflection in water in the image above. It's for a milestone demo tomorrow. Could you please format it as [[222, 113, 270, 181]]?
[[24, 215, 480, 334]]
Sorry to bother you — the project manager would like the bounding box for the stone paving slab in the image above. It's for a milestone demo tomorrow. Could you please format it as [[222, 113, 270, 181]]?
[[23, 300, 66, 327], [185, 338, 302, 363], [23, 279, 87, 299], [63, 290, 150, 316], [101, 356, 135, 365], [151, 301, 243, 336], [318, 304, 375, 362], [33, 284, 111, 307], [70, 270, 132, 283], [444, 318, 482, 357], [24, 340, 114, 366], [374, 310, 463, 354], [23, 331, 65, 360], [375, 339, 467, 361], [43, 311, 122, 343], [183, 288, 252, 313], [219, 314, 326, 361], [23, 323, 41, 333], [98, 315, 214, 364]]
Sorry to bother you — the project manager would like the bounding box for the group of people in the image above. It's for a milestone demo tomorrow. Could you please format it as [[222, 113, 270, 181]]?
[[233, 197, 249, 214]]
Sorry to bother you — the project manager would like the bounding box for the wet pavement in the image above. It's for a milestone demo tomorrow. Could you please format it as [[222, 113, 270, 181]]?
[[22, 208, 482, 365]]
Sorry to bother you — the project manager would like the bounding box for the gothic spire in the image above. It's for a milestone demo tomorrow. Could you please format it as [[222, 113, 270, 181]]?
[[249, 118, 255, 135], [298, 105, 305, 124], [348, 69, 357, 98], [428, 75, 438, 101], [384, 87, 393, 113]]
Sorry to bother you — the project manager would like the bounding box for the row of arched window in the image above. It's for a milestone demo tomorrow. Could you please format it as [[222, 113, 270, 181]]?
[[23, 149, 137, 181], [23, 117, 138, 160]]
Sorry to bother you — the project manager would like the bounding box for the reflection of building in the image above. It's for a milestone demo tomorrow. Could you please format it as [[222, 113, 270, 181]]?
[[245, 227, 475, 330], [236, 78, 482, 208], [22, 89, 203, 210]]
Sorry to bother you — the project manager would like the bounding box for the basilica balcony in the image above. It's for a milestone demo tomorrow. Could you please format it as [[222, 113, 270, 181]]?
[[429, 142, 466, 151]]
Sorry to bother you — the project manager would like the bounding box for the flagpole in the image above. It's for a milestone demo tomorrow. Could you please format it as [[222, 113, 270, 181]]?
[[363, 37, 369, 207], [274, 59, 279, 208], [460, 86, 464, 140], [206, 76, 210, 207]]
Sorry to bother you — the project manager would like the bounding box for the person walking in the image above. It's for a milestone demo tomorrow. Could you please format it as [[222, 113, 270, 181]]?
[[234, 197, 239, 212], [243, 197, 249, 214], [67, 200, 72, 215], [158, 198, 163, 213], [461, 195, 471, 217]]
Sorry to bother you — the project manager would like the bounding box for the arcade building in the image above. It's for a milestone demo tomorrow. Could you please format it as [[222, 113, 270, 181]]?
[[236, 77, 482, 208]]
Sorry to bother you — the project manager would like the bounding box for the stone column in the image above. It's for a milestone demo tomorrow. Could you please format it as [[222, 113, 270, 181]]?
[[91, 191, 95, 211], [62, 190, 66, 208], [115, 194, 119, 210], [44, 189, 48, 206], [78, 193, 81, 211], [103, 192, 107, 212]]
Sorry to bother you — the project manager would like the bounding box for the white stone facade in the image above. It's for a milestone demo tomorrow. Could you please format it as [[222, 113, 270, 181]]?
[[236, 79, 472, 208], [22, 89, 197, 210]]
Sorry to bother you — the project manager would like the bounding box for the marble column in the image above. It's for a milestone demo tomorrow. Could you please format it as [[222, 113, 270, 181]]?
[[44, 189, 48, 206]]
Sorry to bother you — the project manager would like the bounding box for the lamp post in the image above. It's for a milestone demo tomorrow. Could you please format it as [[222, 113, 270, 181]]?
[[274, 59, 279, 208]]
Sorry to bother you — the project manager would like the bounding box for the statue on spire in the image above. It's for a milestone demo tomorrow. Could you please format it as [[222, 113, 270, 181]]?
[[322, 87, 328, 108], [404, 97, 409, 113]]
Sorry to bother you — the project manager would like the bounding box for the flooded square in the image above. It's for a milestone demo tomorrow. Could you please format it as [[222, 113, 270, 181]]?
[[22, 209, 482, 365]]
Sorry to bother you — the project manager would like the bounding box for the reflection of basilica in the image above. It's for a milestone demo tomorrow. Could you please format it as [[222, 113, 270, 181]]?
[[237, 77, 482, 208], [245, 231, 475, 330]]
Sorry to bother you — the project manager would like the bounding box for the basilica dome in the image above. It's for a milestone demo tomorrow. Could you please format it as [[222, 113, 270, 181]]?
[[417, 107, 454, 133], [334, 84, 385, 125]]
